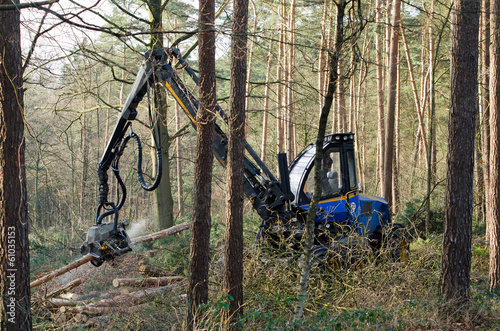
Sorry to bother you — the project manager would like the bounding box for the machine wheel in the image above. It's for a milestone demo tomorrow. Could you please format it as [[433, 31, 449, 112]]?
[[381, 224, 409, 263], [311, 237, 369, 271]]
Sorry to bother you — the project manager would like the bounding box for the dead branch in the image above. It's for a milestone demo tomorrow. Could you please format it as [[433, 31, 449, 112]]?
[[112, 276, 184, 288], [0, 0, 58, 11], [46, 298, 81, 308], [59, 305, 110, 315], [47, 278, 82, 299]]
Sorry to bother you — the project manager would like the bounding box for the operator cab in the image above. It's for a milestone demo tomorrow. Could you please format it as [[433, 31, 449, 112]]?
[[288, 133, 390, 236], [289, 133, 358, 206]]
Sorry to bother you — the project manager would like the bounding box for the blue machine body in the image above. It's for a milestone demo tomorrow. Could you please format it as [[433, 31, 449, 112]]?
[[288, 133, 390, 236]]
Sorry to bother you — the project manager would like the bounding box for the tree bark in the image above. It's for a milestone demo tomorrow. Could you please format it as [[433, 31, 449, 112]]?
[[375, 0, 385, 195], [175, 102, 185, 217], [186, 0, 216, 327], [382, 0, 401, 208], [481, 0, 490, 237], [489, 0, 500, 292], [276, 0, 285, 154], [0, 1, 31, 328], [261, 41, 273, 164], [149, 0, 175, 230], [222, 0, 249, 327], [392, 44, 401, 214], [294, 0, 346, 320], [441, 0, 479, 306], [318, 0, 328, 113]]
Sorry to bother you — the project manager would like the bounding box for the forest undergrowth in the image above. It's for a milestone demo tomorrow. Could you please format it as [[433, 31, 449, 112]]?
[[30, 223, 500, 331]]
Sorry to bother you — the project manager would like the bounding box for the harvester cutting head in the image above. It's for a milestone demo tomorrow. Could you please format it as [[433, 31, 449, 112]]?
[[80, 221, 132, 267]]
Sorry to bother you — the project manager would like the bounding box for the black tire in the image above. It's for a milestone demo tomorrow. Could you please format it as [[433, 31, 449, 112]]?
[[381, 224, 409, 263]]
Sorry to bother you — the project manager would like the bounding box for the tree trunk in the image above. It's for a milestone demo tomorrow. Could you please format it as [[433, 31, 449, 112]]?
[[149, 0, 175, 230], [337, 56, 346, 132], [294, 0, 346, 320], [318, 0, 328, 113], [375, 0, 385, 195], [441, 0, 479, 306], [222, 0, 249, 327], [482, 0, 491, 238], [245, 0, 257, 113], [286, 0, 296, 162], [401, 26, 428, 156], [80, 111, 89, 222], [186, 0, 216, 327], [261, 41, 273, 164], [479, 0, 490, 240], [0, 2, 31, 328], [276, 0, 285, 155], [489, 0, 500, 292], [426, 0, 436, 238], [382, 0, 401, 208], [175, 103, 185, 218], [392, 45, 401, 214]]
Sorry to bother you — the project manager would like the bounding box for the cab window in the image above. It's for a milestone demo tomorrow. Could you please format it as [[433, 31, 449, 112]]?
[[302, 149, 342, 201]]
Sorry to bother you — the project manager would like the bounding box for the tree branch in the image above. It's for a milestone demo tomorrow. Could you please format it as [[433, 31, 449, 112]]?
[[0, 0, 58, 11]]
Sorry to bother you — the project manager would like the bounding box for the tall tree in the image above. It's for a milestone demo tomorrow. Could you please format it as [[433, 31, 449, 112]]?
[[382, 0, 401, 208], [0, 1, 31, 329], [477, 0, 490, 228], [148, 0, 175, 230], [175, 102, 185, 218], [260, 41, 273, 164], [441, 0, 479, 306], [222, 0, 249, 325], [294, 0, 347, 320], [375, 0, 385, 194], [186, 0, 216, 327], [489, 0, 500, 292]]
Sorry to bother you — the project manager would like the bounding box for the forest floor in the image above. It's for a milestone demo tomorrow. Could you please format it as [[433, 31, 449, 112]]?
[[30, 226, 500, 330]]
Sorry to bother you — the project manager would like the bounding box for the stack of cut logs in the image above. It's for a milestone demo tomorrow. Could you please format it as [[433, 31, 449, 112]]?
[[31, 222, 190, 324]]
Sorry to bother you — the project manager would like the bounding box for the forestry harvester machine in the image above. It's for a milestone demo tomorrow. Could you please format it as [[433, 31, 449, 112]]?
[[80, 48, 409, 267]]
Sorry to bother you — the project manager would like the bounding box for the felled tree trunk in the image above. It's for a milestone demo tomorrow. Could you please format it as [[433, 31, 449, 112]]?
[[112, 276, 184, 288], [30, 255, 95, 289], [47, 278, 82, 299]]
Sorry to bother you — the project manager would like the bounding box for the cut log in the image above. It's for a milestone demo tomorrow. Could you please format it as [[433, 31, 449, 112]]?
[[90, 281, 186, 307], [30, 222, 190, 289], [59, 305, 110, 315], [47, 278, 83, 299], [30, 255, 94, 289], [112, 276, 184, 288], [59, 281, 186, 317], [47, 298, 81, 308], [138, 264, 170, 277], [131, 222, 190, 245]]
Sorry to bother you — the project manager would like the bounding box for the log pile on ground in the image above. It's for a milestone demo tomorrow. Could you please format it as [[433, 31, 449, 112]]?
[[30, 222, 190, 324], [112, 276, 184, 288], [47, 279, 186, 321]]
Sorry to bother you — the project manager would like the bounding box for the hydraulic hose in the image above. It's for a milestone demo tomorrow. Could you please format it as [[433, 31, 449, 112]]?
[[129, 131, 162, 191]]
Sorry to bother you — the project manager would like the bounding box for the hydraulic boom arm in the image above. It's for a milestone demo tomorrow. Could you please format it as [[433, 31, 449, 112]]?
[[81, 48, 294, 266]]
